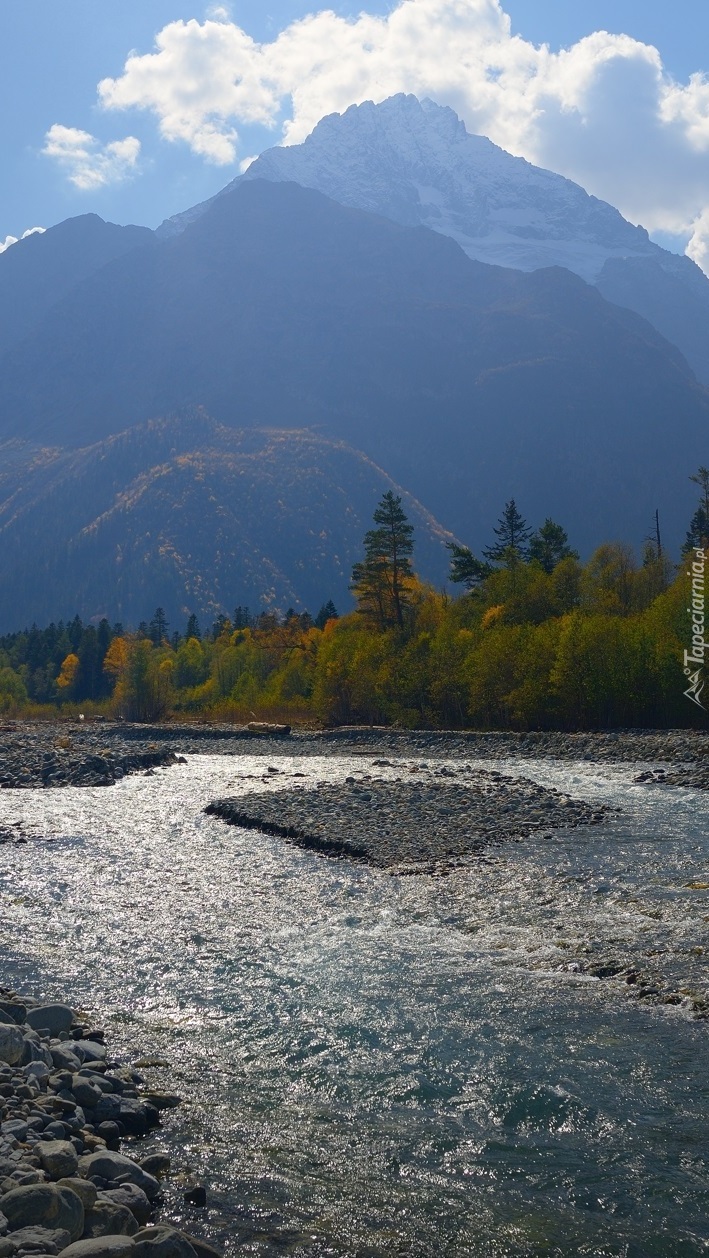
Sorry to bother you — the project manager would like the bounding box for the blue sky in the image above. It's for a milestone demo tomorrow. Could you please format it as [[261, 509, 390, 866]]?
[[2, 1, 709, 266]]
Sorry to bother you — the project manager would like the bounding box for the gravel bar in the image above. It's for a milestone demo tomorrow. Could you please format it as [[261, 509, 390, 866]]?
[[205, 771, 612, 872]]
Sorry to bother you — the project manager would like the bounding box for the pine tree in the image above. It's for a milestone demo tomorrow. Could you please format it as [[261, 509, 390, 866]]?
[[529, 519, 577, 574], [683, 467, 709, 553], [185, 613, 201, 641], [446, 543, 493, 589], [351, 492, 414, 629], [483, 500, 532, 564]]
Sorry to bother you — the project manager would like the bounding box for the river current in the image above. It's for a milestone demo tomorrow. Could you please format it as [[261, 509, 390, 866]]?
[[0, 753, 707, 1256]]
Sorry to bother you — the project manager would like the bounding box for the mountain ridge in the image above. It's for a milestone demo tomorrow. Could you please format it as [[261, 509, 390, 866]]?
[[157, 94, 709, 383]]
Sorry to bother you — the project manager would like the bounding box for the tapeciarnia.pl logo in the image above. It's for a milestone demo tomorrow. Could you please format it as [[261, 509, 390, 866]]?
[[684, 547, 706, 709]]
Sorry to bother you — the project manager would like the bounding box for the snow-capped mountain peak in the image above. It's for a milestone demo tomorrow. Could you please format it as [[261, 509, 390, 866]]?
[[234, 93, 658, 282]]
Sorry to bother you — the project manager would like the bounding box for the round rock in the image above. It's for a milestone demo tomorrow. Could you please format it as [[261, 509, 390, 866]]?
[[59, 1239, 136, 1258], [36, 1139, 80, 1179], [0, 1025, 24, 1067], [25, 1005, 75, 1037], [1, 1183, 84, 1241]]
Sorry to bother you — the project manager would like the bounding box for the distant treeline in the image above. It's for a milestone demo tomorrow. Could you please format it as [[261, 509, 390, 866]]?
[[1, 482, 707, 730]]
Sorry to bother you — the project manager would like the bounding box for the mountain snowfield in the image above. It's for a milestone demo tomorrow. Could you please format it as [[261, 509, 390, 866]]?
[[159, 93, 709, 384]]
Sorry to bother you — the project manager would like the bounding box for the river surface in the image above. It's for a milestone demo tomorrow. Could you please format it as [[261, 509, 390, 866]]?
[[0, 753, 707, 1256]]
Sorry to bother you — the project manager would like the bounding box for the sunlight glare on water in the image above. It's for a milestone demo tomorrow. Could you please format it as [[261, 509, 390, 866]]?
[[0, 753, 707, 1255]]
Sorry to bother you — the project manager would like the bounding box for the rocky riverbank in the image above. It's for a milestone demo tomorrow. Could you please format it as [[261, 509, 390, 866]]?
[[0, 727, 182, 791], [1, 721, 708, 788], [0, 988, 222, 1257], [206, 769, 613, 872]]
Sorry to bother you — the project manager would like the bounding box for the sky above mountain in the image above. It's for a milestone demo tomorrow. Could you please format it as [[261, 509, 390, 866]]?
[[3, 0, 709, 270]]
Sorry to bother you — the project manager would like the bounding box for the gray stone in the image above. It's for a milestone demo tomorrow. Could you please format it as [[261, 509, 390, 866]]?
[[0, 1027, 24, 1067], [81, 1202, 139, 1239], [70, 1077, 102, 1110], [50, 1046, 82, 1073], [25, 1006, 74, 1037], [35, 1139, 79, 1179], [56, 1178, 97, 1210], [0, 1121, 27, 1144], [23, 1062, 51, 1083], [79, 1153, 160, 1201], [138, 1155, 170, 1179], [133, 1229, 198, 1258], [59, 1241, 135, 1258], [92, 1097, 121, 1124], [98, 1184, 151, 1225], [1, 1183, 84, 1240], [179, 1237, 223, 1258], [74, 1042, 107, 1064], [2, 1226, 72, 1252]]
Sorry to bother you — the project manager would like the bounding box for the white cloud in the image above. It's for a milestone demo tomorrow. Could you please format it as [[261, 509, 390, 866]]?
[[42, 124, 141, 190], [95, 0, 709, 267], [0, 227, 46, 255]]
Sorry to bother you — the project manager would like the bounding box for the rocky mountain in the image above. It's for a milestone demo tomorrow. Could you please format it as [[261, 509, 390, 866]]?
[[0, 414, 455, 632], [160, 95, 709, 385], [0, 176, 703, 556], [0, 178, 705, 558]]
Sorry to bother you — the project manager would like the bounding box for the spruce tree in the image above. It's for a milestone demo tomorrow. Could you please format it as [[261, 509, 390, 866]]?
[[315, 600, 339, 629], [483, 500, 532, 565], [185, 613, 201, 641]]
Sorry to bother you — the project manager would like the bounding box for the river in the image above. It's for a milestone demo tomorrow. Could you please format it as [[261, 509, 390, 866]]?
[[0, 752, 707, 1256]]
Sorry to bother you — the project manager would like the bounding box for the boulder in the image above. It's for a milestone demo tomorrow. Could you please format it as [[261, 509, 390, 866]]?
[[59, 1240, 135, 1258], [56, 1178, 98, 1210], [79, 1153, 160, 1201], [132, 1229, 198, 1258], [71, 1077, 103, 1109], [50, 1045, 82, 1072], [25, 1005, 75, 1037], [98, 1184, 152, 1225], [138, 1155, 170, 1179], [35, 1139, 79, 1179], [0, 1225, 72, 1252], [82, 1201, 139, 1238], [179, 1236, 224, 1258], [1, 1183, 84, 1240], [0, 1026, 24, 1067]]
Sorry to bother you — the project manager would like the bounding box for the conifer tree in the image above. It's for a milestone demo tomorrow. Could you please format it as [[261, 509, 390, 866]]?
[[483, 500, 532, 564], [683, 466, 709, 552], [446, 543, 493, 589], [529, 519, 577, 574], [315, 600, 339, 629], [351, 491, 414, 629]]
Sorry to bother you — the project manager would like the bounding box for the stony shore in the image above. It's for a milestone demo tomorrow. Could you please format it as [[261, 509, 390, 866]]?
[[0, 987, 222, 1258], [206, 770, 612, 872], [0, 722, 707, 793]]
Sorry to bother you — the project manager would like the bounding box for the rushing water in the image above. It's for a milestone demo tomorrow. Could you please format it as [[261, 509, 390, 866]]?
[[0, 753, 708, 1256]]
